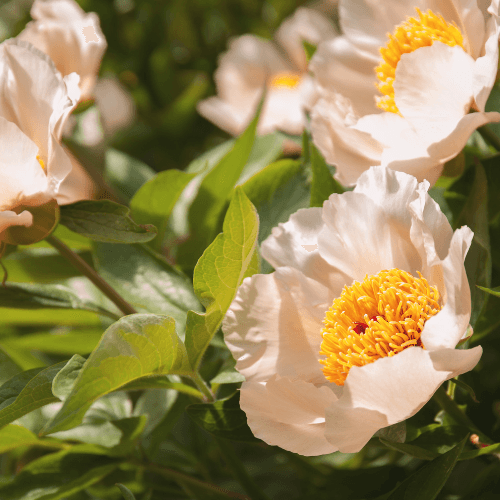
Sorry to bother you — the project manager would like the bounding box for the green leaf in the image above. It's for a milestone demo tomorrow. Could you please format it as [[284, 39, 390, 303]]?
[[0, 282, 118, 319], [309, 141, 344, 207], [0, 362, 68, 429], [130, 169, 196, 250], [303, 40, 317, 61], [92, 243, 201, 333], [178, 101, 262, 269], [41, 314, 192, 435], [459, 442, 500, 460], [374, 421, 406, 443], [477, 285, 500, 299], [104, 147, 156, 202], [116, 484, 137, 500], [60, 200, 157, 244], [187, 392, 258, 442], [52, 355, 87, 401], [386, 435, 468, 500], [379, 439, 439, 461], [0, 448, 119, 500], [0, 424, 61, 453], [185, 188, 259, 369]]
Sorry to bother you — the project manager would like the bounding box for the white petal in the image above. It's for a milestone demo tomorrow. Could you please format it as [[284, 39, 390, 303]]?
[[318, 168, 423, 280], [0, 116, 49, 210], [241, 377, 338, 456], [310, 37, 380, 116], [0, 210, 33, 234], [275, 8, 338, 72], [421, 226, 473, 350], [325, 345, 481, 452], [261, 206, 348, 292], [197, 96, 252, 136], [310, 92, 383, 186], [223, 268, 334, 384], [56, 149, 96, 204]]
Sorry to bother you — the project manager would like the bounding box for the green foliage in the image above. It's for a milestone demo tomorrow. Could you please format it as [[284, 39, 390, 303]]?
[[116, 483, 137, 500], [41, 314, 191, 435], [60, 200, 157, 243], [187, 392, 258, 442], [185, 188, 259, 369]]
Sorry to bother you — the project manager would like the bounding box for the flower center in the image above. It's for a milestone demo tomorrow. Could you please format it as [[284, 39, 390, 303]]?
[[319, 268, 441, 385], [375, 8, 464, 114], [269, 72, 301, 89], [37, 154, 46, 171]]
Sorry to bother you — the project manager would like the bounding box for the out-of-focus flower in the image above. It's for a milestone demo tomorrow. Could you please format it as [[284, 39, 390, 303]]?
[[0, 40, 79, 245], [198, 8, 338, 136], [223, 166, 482, 456], [18, 0, 107, 100], [310, 0, 500, 186]]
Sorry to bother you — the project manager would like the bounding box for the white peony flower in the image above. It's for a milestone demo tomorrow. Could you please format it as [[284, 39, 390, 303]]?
[[310, 0, 500, 186], [198, 8, 338, 136], [0, 40, 80, 244], [223, 166, 482, 456], [18, 0, 107, 100]]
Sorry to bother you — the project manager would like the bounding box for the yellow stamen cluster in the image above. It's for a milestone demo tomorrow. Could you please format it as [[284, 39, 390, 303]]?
[[376, 9, 464, 114], [36, 154, 46, 171], [269, 72, 301, 89], [320, 268, 441, 386]]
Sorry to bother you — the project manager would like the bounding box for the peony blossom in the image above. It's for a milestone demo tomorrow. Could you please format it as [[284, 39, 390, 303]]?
[[198, 8, 338, 136], [223, 166, 482, 456], [18, 0, 107, 100], [310, 0, 500, 186], [0, 40, 80, 245]]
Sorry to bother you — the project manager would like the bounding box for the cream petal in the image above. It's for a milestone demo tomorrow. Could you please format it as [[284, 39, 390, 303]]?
[[394, 43, 475, 127], [421, 226, 473, 350], [261, 206, 348, 293], [241, 377, 338, 456], [339, 0, 418, 53], [310, 37, 380, 116], [56, 150, 96, 204], [0, 211, 33, 234], [425, 0, 486, 58], [0, 116, 49, 210], [318, 169, 423, 280], [310, 92, 383, 186], [197, 96, 252, 136], [473, 5, 500, 111], [275, 8, 338, 72], [223, 268, 334, 384], [325, 345, 481, 452]]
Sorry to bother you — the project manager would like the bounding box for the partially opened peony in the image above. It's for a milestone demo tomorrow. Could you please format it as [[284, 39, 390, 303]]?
[[198, 8, 338, 136], [310, 0, 500, 186], [0, 40, 80, 246], [223, 166, 482, 456], [18, 0, 106, 100]]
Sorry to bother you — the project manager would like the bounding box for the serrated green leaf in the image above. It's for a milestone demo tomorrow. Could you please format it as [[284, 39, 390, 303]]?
[[0, 448, 119, 500], [185, 188, 259, 369], [130, 169, 197, 250], [309, 142, 344, 207], [0, 362, 67, 429], [93, 243, 201, 333], [178, 101, 262, 270], [386, 435, 468, 500], [60, 200, 157, 243], [41, 314, 192, 435], [116, 484, 137, 500], [0, 282, 118, 319], [187, 392, 258, 442]]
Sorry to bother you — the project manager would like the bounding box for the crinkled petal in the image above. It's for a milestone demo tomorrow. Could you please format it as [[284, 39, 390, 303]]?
[[325, 345, 481, 452], [310, 92, 382, 186], [310, 37, 380, 116], [241, 377, 338, 456], [223, 268, 334, 384], [318, 167, 423, 281], [421, 226, 473, 350], [261, 206, 348, 292]]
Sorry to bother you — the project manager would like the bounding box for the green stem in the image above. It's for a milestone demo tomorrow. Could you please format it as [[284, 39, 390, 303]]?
[[130, 460, 250, 500], [434, 386, 492, 444], [189, 372, 215, 402], [477, 125, 500, 151], [216, 438, 273, 500], [46, 234, 137, 316]]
